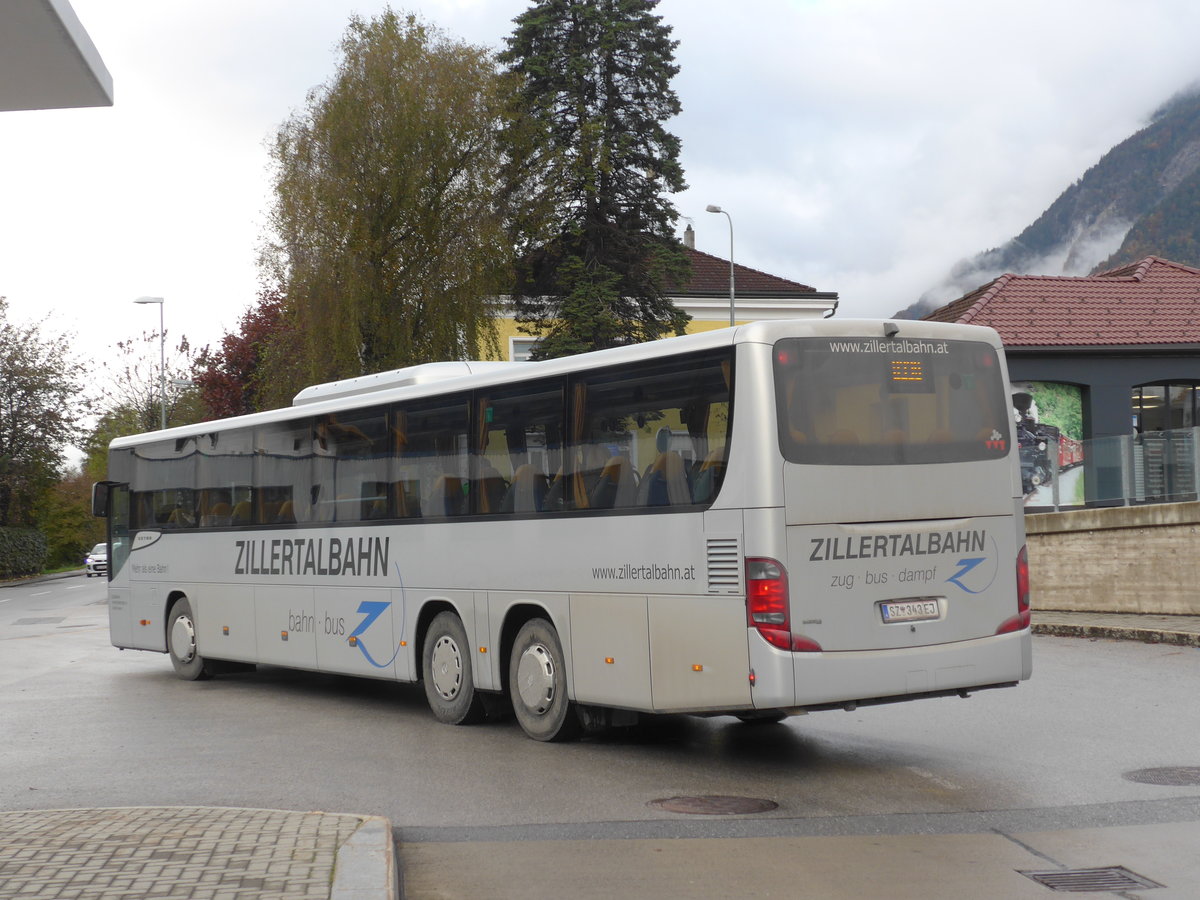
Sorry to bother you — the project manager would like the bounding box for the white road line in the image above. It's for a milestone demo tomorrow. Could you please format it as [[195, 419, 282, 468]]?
[[31, 591, 51, 596], [906, 766, 961, 791]]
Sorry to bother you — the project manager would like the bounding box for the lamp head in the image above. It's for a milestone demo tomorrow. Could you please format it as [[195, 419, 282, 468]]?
[[705, 204, 723, 214], [134, 296, 164, 304]]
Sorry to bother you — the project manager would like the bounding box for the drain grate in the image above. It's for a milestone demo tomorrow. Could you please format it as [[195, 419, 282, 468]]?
[[1019, 866, 1163, 892], [649, 795, 778, 816], [1123, 766, 1200, 786]]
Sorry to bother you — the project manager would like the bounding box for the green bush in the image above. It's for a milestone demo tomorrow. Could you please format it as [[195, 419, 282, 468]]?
[[0, 528, 48, 579]]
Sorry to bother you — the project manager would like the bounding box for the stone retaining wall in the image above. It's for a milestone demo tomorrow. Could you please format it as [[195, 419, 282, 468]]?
[[1025, 501, 1200, 615]]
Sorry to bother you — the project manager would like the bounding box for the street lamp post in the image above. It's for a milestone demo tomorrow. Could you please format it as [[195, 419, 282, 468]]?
[[133, 296, 167, 430], [705, 205, 735, 326]]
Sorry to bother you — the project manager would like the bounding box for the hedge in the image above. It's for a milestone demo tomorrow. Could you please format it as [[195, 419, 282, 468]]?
[[0, 528, 48, 579]]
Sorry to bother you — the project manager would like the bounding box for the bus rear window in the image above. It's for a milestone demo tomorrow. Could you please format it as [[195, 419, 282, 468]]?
[[773, 336, 1011, 465]]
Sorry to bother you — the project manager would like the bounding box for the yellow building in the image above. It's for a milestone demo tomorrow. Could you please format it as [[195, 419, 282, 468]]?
[[492, 233, 839, 361]]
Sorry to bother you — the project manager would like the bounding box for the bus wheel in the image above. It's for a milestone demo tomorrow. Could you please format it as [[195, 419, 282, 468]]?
[[508, 618, 580, 742], [167, 597, 212, 681], [423, 612, 486, 725]]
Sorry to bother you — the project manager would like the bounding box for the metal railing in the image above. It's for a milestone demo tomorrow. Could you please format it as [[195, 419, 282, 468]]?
[[1025, 426, 1199, 512]]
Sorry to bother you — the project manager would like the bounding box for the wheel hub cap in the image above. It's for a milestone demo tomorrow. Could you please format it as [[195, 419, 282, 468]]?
[[170, 614, 196, 664], [430, 635, 463, 700], [516, 644, 555, 714]]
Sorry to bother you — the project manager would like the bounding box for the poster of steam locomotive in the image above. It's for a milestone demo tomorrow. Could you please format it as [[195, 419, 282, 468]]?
[[1011, 381, 1084, 506]]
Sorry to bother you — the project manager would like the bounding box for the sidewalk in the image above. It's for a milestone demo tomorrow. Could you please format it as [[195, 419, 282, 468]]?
[[1033, 609, 1200, 646], [0, 807, 396, 900]]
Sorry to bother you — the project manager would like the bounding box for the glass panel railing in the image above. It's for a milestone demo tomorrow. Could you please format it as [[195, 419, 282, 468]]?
[[1024, 426, 1200, 513]]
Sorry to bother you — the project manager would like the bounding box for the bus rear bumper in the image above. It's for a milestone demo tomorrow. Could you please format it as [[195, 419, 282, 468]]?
[[792, 629, 1031, 709]]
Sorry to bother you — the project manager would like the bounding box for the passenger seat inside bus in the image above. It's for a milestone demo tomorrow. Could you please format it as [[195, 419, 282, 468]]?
[[426, 475, 465, 517], [501, 464, 548, 514], [589, 456, 635, 509], [638, 450, 692, 506], [231, 501, 252, 526], [691, 446, 725, 504]]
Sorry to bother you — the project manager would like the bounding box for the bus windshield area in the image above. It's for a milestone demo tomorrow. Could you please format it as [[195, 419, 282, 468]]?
[[774, 336, 1012, 466]]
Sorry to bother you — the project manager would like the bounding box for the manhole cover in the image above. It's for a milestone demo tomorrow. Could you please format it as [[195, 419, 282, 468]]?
[[1019, 866, 1163, 892], [1123, 766, 1200, 786], [649, 795, 778, 816]]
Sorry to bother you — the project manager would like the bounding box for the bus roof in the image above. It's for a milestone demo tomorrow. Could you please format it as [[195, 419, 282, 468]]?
[[109, 318, 1002, 449]]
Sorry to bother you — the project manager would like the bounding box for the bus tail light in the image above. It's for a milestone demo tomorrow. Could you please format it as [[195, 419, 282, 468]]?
[[746, 557, 821, 652], [996, 544, 1032, 634]]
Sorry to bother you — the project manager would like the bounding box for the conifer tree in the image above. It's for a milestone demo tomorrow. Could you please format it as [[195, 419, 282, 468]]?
[[501, 0, 690, 358]]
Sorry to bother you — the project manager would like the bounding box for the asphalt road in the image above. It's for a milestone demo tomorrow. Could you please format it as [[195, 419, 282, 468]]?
[[3, 573, 1200, 896]]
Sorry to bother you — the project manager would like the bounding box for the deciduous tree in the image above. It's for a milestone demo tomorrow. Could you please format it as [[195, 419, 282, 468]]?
[[264, 9, 525, 381], [192, 287, 294, 417], [98, 331, 200, 434], [0, 297, 89, 527]]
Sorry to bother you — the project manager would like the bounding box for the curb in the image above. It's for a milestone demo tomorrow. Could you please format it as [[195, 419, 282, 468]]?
[[1032, 622, 1200, 647], [332, 815, 399, 900], [0, 569, 84, 587]]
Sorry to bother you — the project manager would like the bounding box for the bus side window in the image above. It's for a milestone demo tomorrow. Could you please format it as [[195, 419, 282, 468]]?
[[573, 349, 731, 511], [475, 380, 563, 516], [317, 409, 389, 523], [398, 394, 470, 519], [256, 420, 313, 525]]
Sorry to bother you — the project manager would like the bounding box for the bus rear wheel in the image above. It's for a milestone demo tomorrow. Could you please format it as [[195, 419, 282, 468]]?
[[167, 597, 212, 681], [422, 612, 486, 725], [508, 618, 580, 742]]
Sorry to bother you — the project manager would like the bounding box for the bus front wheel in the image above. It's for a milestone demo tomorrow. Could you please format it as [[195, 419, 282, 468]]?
[[508, 618, 580, 742], [167, 597, 212, 681], [422, 611, 486, 725]]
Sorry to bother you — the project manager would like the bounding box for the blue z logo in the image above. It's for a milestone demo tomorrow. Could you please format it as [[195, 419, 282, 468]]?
[[350, 600, 400, 668], [947, 558, 986, 593]]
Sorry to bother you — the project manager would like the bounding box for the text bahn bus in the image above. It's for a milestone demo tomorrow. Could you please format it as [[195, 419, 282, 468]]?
[[94, 319, 1032, 741]]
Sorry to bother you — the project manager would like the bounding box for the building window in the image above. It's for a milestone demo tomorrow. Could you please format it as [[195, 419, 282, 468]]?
[[510, 337, 539, 362], [1133, 383, 1200, 433]]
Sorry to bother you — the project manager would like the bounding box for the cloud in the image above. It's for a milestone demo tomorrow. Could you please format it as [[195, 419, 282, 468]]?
[[5, 0, 1200, 391]]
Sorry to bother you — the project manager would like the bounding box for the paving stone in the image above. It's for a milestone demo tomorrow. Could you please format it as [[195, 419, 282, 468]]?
[[0, 807, 365, 900]]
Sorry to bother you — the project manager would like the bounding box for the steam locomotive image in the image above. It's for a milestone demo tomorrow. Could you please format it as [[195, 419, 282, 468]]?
[[1013, 391, 1083, 496]]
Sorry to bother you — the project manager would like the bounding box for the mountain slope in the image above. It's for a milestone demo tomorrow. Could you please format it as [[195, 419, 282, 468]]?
[[899, 87, 1200, 318]]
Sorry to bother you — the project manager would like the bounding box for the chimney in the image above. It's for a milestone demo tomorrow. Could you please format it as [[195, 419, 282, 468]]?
[[683, 223, 695, 249]]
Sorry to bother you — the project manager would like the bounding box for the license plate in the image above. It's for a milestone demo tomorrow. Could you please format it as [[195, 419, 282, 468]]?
[[880, 598, 941, 623]]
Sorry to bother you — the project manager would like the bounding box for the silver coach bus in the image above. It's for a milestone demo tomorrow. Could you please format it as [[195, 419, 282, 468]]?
[[93, 319, 1032, 741]]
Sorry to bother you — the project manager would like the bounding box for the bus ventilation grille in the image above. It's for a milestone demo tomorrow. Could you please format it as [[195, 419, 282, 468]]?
[[706, 537, 742, 594]]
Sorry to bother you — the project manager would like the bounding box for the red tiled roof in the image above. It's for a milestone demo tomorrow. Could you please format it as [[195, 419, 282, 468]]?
[[924, 257, 1200, 346], [676, 247, 817, 296]]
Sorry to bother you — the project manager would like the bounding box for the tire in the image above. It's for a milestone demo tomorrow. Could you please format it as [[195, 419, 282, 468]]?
[[508, 618, 580, 742], [167, 597, 212, 681], [422, 611, 486, 725]]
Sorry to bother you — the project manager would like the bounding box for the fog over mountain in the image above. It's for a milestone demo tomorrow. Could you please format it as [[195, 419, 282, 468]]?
[[897, 86, 1200, 319]]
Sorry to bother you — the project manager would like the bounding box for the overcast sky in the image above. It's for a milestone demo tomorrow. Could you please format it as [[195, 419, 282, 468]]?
[[4, 0, 1200, 385]]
